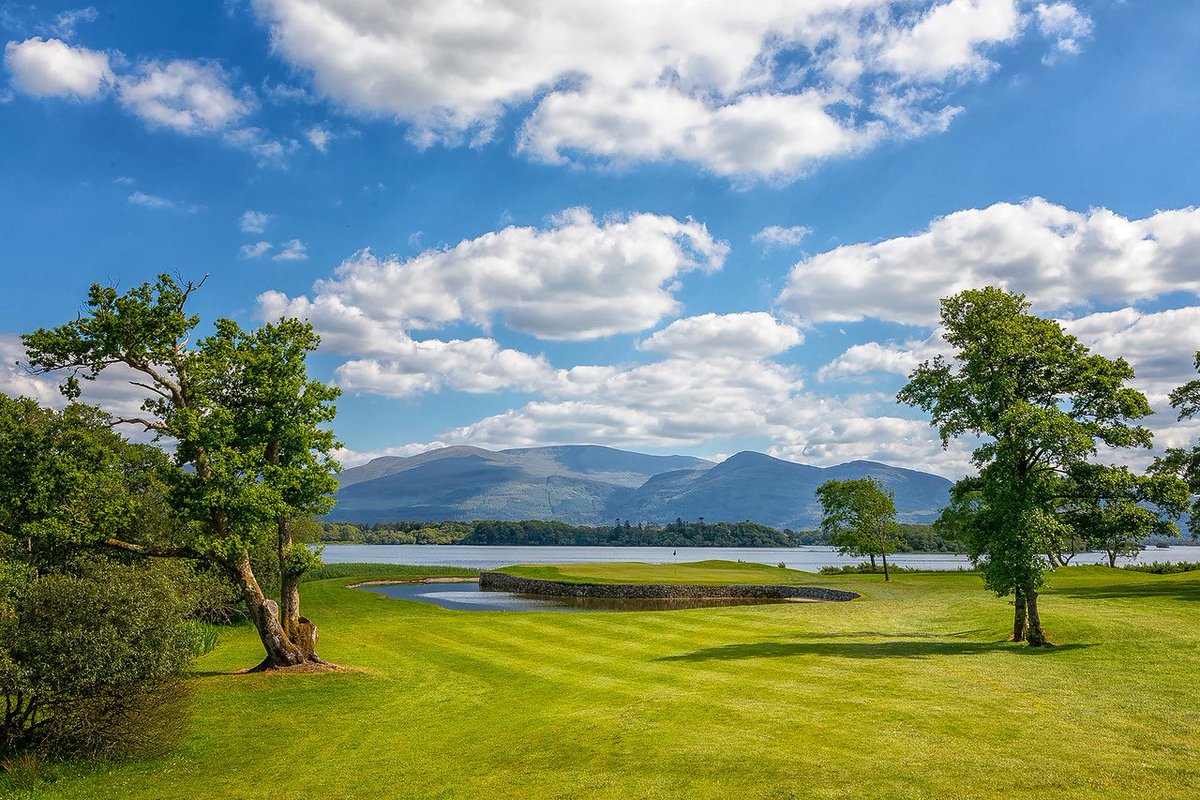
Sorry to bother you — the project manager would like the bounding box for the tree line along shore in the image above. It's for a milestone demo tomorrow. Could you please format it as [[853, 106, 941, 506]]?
[[317, 518, 965, 551]]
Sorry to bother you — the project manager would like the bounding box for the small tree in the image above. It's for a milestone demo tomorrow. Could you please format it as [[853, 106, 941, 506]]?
[[816, 477, 902, 580], [1061, 465, 1186, 568]]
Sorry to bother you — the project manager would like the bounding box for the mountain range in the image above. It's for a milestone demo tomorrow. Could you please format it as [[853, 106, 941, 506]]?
[[331, 445, 954, 530]]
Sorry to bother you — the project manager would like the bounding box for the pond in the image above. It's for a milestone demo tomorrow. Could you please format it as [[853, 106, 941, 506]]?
[[359, 581, 789, 613]]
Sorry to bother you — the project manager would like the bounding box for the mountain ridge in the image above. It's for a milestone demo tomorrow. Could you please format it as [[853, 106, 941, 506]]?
[[331, 444, 952, 528]]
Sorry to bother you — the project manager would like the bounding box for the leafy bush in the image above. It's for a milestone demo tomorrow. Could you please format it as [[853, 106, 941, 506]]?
[[818, 562, 967, 575], [0, 560, 200, 758], [1122, 561, 1200, 575]]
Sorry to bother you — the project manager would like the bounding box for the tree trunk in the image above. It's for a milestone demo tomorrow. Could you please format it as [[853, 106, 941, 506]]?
[[278, 517, 298, 637], [233, 553, 307, 670], [1011, 586, 1028, 642], [277, 517, 321, 662], [1107, 546, 1117, 569], [1023, 582, 1049, 647], [881, 552, 890, 581], [868, 553, 876, 570]]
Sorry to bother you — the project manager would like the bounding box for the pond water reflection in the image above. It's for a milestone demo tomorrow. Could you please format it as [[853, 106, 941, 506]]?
[[359, 581, 788, 612]]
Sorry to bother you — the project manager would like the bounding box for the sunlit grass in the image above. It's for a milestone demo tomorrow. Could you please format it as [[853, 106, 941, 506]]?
[[29, 563, 1200, 799]]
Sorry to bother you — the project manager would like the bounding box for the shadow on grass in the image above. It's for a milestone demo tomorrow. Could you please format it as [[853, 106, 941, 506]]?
[[1049, 579, 1200, 602], [766, 629, 990, 640], [658, 633, 1093, 662]]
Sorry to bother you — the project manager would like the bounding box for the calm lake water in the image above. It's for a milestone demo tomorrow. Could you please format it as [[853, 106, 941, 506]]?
[[322, 543, 1200, 571], [360, 581, 787, 613]]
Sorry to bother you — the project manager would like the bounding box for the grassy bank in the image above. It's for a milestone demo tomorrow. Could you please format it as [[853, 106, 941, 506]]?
[[19, 562, 1200, 799]]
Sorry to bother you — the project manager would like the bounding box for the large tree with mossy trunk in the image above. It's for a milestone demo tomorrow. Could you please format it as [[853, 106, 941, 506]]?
[[899, 286, 1181, 646], [21, 275, 340, 670]]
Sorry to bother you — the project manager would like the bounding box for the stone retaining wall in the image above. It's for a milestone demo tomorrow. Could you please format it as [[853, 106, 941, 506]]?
[[479, 571, 860, 602]]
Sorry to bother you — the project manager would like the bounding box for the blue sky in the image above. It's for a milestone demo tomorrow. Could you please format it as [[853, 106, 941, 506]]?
[[2, 0, 1199, 477]]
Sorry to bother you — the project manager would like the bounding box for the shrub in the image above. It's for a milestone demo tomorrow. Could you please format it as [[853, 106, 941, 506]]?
[[0, 560, 199, 758], [818, 562, 960, 575], [1122, 561, 1200, 575]]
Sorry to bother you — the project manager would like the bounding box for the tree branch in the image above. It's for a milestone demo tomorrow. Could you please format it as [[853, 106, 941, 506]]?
[[109, 416, 170, 433], [128, 380, 173, 402], [101, 537, 212, 563]]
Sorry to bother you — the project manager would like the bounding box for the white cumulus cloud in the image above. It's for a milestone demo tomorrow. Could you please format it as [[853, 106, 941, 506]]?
[[335, 337, 555, 397], [778, 199, 1200, 325], [118, 59, 251, 134], [251, 0, 1084, 182], [240, 209, 271, 233], [4, 37, 111, 98], [1036, 2, 1093, 57], [306, 124, 330, 152], [273, 239, 308, 261], [817, 331, 950, 383], [0, 334, 165, 431], [1062, 306, 1200, 405], [639, 313, 804, 360], [753, 225, 813, 249], [259, 208, 727, 344], [240, 241, 272, 259], [878, 0, 1022, 81]]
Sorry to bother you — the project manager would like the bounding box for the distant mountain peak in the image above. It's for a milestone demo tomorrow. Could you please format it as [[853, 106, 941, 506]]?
[[331, 444, 952, 527]]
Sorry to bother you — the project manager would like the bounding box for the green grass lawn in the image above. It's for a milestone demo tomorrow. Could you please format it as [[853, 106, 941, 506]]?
[[20, 562, 1200, 799]]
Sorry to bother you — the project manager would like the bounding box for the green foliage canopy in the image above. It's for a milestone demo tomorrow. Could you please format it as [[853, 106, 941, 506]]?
[[1153, 350, 1200, 535]]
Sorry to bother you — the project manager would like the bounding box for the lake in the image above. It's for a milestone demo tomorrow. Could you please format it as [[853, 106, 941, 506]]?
[[321, 543, 1200, 571]]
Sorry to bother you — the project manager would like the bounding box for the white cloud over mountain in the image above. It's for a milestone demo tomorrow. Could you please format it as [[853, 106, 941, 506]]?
[[260, 196, 1200, 477], [420, 356, 808, 451], [778, 199, 1200, 325], [252, 0, 1085, 181], [639, 313, 803, 360], [259, 208, 727, 344], [335, 338, 555, 397]]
